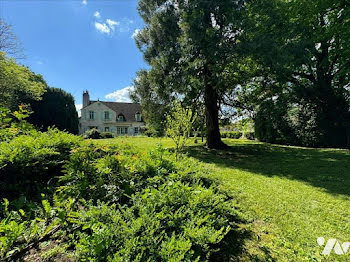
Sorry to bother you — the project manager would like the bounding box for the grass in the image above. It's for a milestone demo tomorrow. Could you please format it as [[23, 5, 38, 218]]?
[[95, 137, 350, 261]]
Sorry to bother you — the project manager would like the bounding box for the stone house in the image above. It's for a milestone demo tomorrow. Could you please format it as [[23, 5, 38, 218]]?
[[79, 90, 145, 136]]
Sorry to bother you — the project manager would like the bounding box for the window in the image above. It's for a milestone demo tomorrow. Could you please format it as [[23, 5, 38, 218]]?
[[117, 127, 128, 135], [89, 111, 95, 120], [118, 114, 125, 122], [135, 113, 142, 122], [134, 127, 139, 134], [104, 111, 110, 120], [105, 127, 110, 132]]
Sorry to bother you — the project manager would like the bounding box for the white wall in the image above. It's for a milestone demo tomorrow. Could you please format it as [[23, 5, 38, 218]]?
[[79, 101, 145, 136]]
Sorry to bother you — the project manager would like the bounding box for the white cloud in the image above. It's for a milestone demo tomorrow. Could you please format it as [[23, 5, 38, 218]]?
[[75, 104, 83, 117], [106, 19, 119, 31], [92, 12, 134, 36], [118, 18, 134, 33], [105, 86, 134, 103], [132, 28, 141, 39], [94, 11, 101, 18], [82, 0, 87, 5], [95, 22, 111, 35]]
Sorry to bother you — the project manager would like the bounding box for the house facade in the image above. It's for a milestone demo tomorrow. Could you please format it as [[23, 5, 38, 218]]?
[[79, 90, 145, 136]]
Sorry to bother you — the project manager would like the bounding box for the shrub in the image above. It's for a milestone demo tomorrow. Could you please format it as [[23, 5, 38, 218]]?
[[84, 128, 101, 139], [221, 131, 242, 139], [58, 143, 177, 204], [0, 105, 35, 142], [100, 132, 114, 139], [1, 140, 244, 261], [72, 182, 239, 261], [245, 132, 255, 140], [0, 129, 83, 200], [166, 101, 197, 160]]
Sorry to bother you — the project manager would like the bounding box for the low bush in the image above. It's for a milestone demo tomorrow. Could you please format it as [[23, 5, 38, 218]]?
[[245, 132, 255, 140], [221, 131, 255, 140], [58, 143, 177, 204], [221, 131, 242, 139], [100, 132, 114, 139], [72, 182, 239, 261], [0, 129, 82, 201], [0, 130, 245, 261], [84, 128, 101, 139]]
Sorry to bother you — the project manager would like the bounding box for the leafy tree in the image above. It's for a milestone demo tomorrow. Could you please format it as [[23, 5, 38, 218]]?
[[133, 0, 246, 149], [0, 105, 34, 142], [166, 101, 196, 160], [28, 87, 79, 134], [242, 0, 350, 148], [0, 52, 46, 110], [131, 70, 168, 137], [236, 118, 254, 139], [0, 19, 24, 58]]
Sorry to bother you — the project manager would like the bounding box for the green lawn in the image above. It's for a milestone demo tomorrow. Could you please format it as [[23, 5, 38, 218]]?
[[95, 137, 350, 261]]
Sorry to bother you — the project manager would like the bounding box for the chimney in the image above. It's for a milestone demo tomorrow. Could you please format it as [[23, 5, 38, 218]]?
[[83, 90, 90, 107]]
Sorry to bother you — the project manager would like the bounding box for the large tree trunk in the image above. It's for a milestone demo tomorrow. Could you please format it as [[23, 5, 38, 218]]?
[[204, 84, 227, 149]]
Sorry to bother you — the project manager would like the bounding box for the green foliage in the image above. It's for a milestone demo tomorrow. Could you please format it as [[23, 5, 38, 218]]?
[[0, 105, 34, 142], [0, 52, 46, 110], [243, 0, 350, 148], [255, 97, 348, 148], [133, 0, 246, 148], [100, 132, 114, 139], [0, 199, 42, 260], [84, 128, 102, 139], [141, 125, 163, 137], [58, 143, 177, 203], [72, 182, 236, 261], [220, 131, 242, 139], [166, 101, 197, 160], [28, 87, 79, 134], [0, 129, 83, 200], [57, 143, 240, 261], [0, 138, 243, 261]]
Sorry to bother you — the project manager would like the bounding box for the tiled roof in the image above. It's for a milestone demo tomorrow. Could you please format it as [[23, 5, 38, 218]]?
[[89, 101, 142, 122]]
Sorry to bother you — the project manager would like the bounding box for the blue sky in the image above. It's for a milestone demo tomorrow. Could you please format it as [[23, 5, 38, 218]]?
[[1, 0, 146, 111]]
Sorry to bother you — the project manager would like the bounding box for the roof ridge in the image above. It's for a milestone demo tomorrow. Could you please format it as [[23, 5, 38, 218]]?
[[91, 100, 139, 105]]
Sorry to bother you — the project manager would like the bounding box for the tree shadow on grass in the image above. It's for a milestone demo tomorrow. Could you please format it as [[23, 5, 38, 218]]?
[[186, 141, 350, 197]]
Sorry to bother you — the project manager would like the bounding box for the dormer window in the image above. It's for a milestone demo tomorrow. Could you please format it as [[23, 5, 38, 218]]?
[[118, 114, 125, 122], [135, 112, 142, 122]]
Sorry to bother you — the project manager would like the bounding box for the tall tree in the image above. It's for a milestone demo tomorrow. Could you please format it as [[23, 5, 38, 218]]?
[[29, 87, 79, 134], [133, 0, 245, 149], [0, 19, 24, 58], [240, 0, 350, 147], [0, 52, 46, 110]]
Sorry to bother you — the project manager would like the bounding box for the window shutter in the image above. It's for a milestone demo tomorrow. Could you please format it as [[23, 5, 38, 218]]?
[[85, 111, 89, 120], [94, 112, 97, 120], [101, 112, 104, 120]]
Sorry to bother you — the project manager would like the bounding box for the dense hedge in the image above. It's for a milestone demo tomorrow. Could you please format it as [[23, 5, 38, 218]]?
[[255, 98, 350, 148], [221, 131, 255, 140]]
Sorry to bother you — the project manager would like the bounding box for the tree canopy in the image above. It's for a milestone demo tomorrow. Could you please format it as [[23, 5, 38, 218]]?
[[0, 52, 46, 110], [133, 0, 350, 149], [133, 0, 246, 148], [28, 87, 79, 134], [242, 0, 350, 148]]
